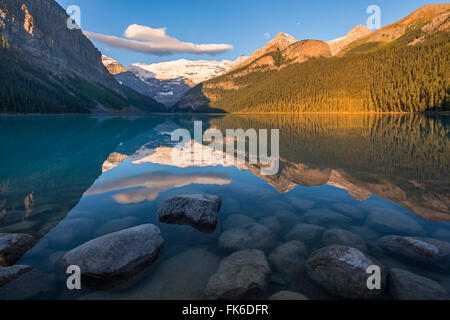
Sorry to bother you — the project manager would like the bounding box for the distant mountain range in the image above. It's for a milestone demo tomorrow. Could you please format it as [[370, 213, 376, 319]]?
[[101, 55, 248, 107]]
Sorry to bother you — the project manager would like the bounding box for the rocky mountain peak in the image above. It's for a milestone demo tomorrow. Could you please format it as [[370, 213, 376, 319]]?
[[102, 55, 127, 75], [272, 32, 297, 43], [346, 25, 371, 37], [327, 25, 372, 56]]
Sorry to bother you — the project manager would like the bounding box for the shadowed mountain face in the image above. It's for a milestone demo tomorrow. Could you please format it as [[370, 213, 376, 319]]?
[[0, 0, 164, 113]]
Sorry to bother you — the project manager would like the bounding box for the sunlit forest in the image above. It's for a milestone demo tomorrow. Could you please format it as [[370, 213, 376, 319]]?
[[200, 32, 450, 113]]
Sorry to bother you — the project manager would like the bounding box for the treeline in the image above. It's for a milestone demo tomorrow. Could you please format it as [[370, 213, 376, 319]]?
[[209, 114, 449, 182], [201, 32, 449, 113]]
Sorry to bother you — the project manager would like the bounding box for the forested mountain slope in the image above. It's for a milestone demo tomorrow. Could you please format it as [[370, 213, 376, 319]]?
[[174, 5, 450, 113]]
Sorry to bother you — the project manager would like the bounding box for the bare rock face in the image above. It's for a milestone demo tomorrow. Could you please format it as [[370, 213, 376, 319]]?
[[205, 250, 271, 300], [158, 194, 222, 233], [249, 33, 297, 62], [378, 236, 450, 270], [60, 224, 164, 289], [283, 40, 332, 64], [327, 25, 371, 55], [0, 233, 35, 266], [306, 245, 387, 299], [0, 0, 118, 90], [388, 268, 449, 300]]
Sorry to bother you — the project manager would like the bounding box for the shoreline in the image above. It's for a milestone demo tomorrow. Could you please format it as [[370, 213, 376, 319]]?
[[1, 111, 449, 116]]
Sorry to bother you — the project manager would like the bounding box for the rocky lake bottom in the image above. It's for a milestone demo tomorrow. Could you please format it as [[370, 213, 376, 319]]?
[[0, 114, 449, 300]]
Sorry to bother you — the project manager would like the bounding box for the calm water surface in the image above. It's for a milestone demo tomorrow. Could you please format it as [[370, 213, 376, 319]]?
[[0, 114, 449, 300]]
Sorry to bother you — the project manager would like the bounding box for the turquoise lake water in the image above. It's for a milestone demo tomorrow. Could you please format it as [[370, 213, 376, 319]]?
[[0, 114, 449, 300]]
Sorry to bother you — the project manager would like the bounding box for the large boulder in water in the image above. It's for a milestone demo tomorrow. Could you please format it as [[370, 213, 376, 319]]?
[[60, 224, 164, 289], [388, 268, 449, 300], [378, 235, 450, 270], [0, 233, 35, 266], [218, 223, 277, 253], [306, 245, 387, 299], [205, 249, 271, 300], [158, 194, 222, 233]]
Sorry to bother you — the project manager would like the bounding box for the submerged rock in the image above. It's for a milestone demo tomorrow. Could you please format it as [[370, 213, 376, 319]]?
[[218, 223, 278, 253], [82, 249, 219, 300], [275, 210, 302, 228], [378, 235, 450, 270], [158, 194, 222, 233], [0, 267, 54, 300], [306, 245, 387, 299], [258, 216, 281, 235], [285, 224, 326, 246], [323, 229, 368, 252], [269, 291, 309, 300], [302, 209, 351, 227], [268, 241, 308, 278], [0, 233, 36, 266], [332, 203, 365, 221], [0, 265, 33, 287], [205, 250, 271, 300], [287, 198, 315, 211], [160, 223, 221, 246], [366, 208, 425, 236], [388, 268, 449, 300], [46, 218, 94, 249], [223, 214, 255, 231], [61, 224, 164, 289]]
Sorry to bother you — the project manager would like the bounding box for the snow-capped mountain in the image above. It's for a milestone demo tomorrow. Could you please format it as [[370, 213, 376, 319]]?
[[131, 57, 248, 85], [101, 55, 249, 107]]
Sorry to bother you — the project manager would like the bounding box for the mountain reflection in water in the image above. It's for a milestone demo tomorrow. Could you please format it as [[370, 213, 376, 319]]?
[[0, 114, 449, 300]]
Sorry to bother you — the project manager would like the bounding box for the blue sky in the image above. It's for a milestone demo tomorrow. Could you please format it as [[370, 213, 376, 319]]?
[[57, 0, 448, 66]]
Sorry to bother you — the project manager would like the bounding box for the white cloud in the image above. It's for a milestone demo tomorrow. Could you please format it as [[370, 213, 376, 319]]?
[[83, 24, 233, 56], [264, 32, 271, 39]]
